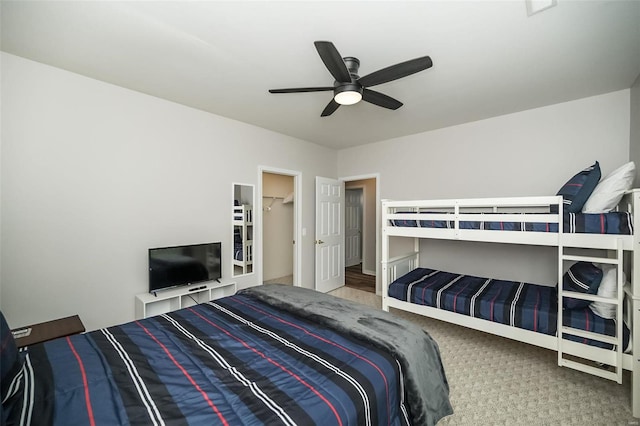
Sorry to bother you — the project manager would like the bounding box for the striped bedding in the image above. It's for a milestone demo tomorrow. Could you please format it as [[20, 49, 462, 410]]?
[[6, 289, 451, 426], [388, 268, 630, 350], [390, 211, 633, 235]]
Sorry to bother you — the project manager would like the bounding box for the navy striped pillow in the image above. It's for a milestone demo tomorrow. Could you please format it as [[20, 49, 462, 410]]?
[[562, 262, 603, 309], [555, 161, 601, 213]]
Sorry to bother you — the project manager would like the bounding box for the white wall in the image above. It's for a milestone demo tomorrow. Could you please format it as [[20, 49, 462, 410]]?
[[0, 53, 336, 331], [338, 90, 632, 285]]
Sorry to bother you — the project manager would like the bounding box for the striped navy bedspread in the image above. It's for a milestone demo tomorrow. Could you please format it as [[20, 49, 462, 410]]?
[[12, 295, 410, 426], [390, 211, 633, 235], [388, 268, 630, 350]]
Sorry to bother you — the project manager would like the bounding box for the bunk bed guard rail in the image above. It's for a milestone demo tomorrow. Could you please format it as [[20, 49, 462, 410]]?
[[383, 195, 563, 246]]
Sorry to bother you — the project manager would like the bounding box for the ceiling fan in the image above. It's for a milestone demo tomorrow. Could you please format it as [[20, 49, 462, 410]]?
[[269, 41, 433, 117]]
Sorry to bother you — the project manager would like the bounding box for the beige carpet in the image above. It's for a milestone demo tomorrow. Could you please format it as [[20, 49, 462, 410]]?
[[328, 287, 637, 425], [264, 275, 293, 285]]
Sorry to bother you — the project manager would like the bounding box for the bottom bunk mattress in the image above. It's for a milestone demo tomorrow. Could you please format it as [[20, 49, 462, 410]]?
[[4, 285, 452, 426], [388, 268, 630, 350]]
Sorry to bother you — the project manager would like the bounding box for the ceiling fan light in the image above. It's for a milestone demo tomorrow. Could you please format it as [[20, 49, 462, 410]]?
[[335, 90, 362, 105], [334, 84, 363, 105]]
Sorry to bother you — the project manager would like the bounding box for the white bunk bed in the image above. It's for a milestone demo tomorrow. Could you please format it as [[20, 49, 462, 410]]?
[[233, 204, 253, 274], [381, 191, 640, 418]]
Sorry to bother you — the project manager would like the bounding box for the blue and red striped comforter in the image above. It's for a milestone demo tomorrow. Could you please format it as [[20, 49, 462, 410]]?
[[388, 268, 630, 350], [8, 289, 451, 425]]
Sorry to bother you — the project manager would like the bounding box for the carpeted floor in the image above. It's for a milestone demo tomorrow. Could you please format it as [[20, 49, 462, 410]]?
[[328, 286, 637, 425], [264, 275, 293, 285]]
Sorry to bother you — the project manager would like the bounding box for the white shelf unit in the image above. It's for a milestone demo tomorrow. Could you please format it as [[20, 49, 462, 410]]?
[[135, 281, 236, 319]]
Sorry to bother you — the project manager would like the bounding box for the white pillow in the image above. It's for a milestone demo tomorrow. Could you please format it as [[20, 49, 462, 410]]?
[[582, 161, 635, 213], [589, 264, 621, 319]]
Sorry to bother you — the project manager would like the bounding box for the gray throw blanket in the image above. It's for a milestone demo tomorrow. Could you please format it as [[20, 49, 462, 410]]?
[[239, 284, 453, 426]]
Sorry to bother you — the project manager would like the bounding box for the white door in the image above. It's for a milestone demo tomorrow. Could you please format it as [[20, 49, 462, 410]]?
[[315, 177, 345, 293], [345, 188, 362, 268]]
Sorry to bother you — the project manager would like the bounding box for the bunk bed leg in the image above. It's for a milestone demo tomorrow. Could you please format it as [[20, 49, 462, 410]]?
[[557, 207, 564, 370], [633, 296, 640, 418], [381, 202, 389, 312], [632, 190, 640, 418]]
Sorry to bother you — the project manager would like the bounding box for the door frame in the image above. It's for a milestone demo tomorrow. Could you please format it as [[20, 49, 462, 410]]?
[[345, 187, 364, 268], [258, 166, 302, 287], [340, 173, 381, 294]]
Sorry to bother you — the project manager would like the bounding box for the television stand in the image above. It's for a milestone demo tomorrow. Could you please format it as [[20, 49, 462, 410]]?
[[135, 280, 236, 319]]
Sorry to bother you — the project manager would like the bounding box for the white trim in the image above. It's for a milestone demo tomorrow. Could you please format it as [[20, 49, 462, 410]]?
[[345, 186, 365, 267]]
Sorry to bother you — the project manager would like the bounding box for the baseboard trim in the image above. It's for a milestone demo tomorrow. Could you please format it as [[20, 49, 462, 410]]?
[[362, 269, 375, 276]]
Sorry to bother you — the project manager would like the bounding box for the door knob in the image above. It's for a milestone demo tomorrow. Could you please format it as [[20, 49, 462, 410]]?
[[316, 240, 325, 245]]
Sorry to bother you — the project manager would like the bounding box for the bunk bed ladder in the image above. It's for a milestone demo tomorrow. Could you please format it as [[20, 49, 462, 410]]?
[[558, 238, 625, 384]]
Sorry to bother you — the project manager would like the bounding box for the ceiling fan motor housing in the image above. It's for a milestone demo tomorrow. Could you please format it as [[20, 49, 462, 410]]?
[[342, 57, 361, 78], [334, 56, 363, 102]]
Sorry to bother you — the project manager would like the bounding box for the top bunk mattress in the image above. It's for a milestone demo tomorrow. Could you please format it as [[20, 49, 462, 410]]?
[[388, 211, 633, 235]]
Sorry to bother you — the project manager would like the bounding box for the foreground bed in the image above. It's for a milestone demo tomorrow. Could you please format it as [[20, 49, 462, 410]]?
[[1, 285, 452, 426]]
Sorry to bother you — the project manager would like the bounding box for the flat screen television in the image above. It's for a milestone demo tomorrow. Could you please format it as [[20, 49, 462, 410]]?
[[148, 242, 222, 293]]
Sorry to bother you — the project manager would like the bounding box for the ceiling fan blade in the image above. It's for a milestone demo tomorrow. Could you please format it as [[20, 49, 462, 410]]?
[[314, 41, 352, 83], [358, 56, 433, 88], [321, 99, 340, 117], [269, 87, 334, 94], [362, 89, 403, 110]]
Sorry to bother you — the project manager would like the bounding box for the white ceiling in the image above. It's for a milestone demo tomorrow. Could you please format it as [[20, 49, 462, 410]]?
[[1, 1, 639, 149]]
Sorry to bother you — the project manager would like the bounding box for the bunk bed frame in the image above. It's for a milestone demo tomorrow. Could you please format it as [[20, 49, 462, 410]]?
[[233, 204, 253, 274], [381, 190, 640, 418]]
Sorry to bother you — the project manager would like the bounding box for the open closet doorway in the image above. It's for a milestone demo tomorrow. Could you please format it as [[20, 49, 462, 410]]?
[[345, 188, 363, 268], [343, 175, 380, 294], [259, 167, 301, 287]]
